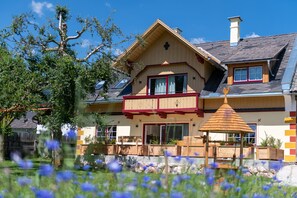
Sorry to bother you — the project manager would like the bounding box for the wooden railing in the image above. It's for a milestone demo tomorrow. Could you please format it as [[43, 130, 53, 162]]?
[[123, 93, 201, 117]]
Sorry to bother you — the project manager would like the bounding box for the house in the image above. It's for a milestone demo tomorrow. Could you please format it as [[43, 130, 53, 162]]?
[[82, 17, 297, 162]]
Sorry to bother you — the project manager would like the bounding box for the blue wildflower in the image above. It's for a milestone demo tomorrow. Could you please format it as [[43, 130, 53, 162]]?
[[67, 129, 77, 139], [164, 150, 172, 157], [227, 169, 236, 176], [111, 191, 133, 198], [34, 189, 54, 198], [17, 177, 32, 186], [83, 164, 91, 171], [194, 152, 199, 156], [210, 162, 218, 169], [221, 181, 234, 191], [170, 192, 183, 198], [56, 170, 73, 182], [97, 192, 105, 197], [143, 175, 150, 183], [81, 182, 96, 192], [186, 157, 194, 164], [39, 164, 54, 177], [95, 159, 103, 164], [235, 187, 241, 192], [174, 156, 182, 162], [75, 195, 85, 198], [206, 175, 215, 185], [45, 140, 59, 150], [108, 160, 122, 173], [262, 184, 271, 191], [18, 160, 33, 170]]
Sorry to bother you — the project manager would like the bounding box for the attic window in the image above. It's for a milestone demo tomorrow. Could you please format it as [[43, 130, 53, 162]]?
[[234, 66, 262, 83], [114, 79, 128, 89]]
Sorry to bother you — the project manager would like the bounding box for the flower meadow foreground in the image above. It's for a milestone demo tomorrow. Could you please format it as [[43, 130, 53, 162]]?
[[0, 153, 297, 198]]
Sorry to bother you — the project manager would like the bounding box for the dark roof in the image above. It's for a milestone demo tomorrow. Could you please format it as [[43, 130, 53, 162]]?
[[10, 111, 37, 129], [198, 33, 297, 97], [86, 71, 131, 103]]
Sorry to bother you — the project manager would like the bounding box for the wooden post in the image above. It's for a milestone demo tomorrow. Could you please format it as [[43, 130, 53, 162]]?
[[240, 132, 244, 167], [204, 132, 209, 167]]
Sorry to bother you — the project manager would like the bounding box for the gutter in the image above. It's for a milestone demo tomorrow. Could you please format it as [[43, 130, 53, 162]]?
[[85, 99, 123, 104], [281, 36, 297, 94], [201, 91, 284, 99]]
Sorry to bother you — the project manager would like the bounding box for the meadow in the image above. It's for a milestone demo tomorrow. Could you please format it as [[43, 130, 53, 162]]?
[[0, 152, 297, 198]]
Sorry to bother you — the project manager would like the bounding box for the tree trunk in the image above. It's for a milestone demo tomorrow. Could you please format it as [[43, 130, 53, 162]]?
[[0, 134, 4, 162], [52, 130, 63, 167]]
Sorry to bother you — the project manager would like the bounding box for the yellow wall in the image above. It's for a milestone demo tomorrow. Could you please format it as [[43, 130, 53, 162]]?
[[204, 96, 284, 110], [130, 32, 215, 95]]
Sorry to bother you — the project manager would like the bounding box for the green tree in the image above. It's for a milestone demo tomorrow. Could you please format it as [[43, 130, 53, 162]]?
[[1, 6, 126, 166], [0, 47, 44, 161]]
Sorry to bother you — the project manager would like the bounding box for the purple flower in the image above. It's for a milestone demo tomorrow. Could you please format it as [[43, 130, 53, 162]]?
[[17, 177, 32, 186], [45, 140, 59, 150], [81, 182, 96, 192], [108, 160, 122, 173], [34, 189, 54, 198], [18, 160, 33, 170], [220, 181, 234, 191], [227, 169, 236, 176], [39, 164, 54, 177], [143, 175, 150, 183], [262, 184, 271, 191], [194, 152, 199, 156]]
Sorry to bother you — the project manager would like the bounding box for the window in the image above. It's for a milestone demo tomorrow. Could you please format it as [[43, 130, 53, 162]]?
[[234, 66, 262, 83], [95, 81, 105, 90], [114, 79, 128, 89], [227, 123, 256, 145], [148, 74, 187, 95], [97, 125, 117, 140], [144, 123, 189, 144]]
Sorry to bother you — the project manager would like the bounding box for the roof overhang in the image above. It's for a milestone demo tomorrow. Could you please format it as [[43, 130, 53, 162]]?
[[113, 19, 225, 72]]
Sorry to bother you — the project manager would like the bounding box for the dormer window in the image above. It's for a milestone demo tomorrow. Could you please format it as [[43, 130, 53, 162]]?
[[234, 66, 262, 83]]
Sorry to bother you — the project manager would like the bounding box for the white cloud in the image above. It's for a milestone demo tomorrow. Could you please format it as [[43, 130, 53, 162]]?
[[114, 48, 123, 56], [81, 39, 91, 48], [245, 32, 260, 38], [190, 37, 207, 44], [31, 0, 54, 17]]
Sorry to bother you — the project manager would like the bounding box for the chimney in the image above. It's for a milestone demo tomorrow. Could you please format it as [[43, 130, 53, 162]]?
[[173, 27, 182, 35], [228, 16, 242, 46]]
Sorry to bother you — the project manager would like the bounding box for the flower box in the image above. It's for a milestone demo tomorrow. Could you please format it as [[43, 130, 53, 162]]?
[[217, 146, 254, 159], [256, 147, 284, 160]]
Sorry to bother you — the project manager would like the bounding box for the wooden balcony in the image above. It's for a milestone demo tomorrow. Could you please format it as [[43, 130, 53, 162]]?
[[123, 93, 203, 118]]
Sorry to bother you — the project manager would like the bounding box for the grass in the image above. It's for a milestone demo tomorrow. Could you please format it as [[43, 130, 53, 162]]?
[[0, 157, 296, 198]]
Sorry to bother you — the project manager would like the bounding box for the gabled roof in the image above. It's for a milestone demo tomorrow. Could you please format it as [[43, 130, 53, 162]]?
[[199, 33, 297, 98], [114, 19, 224, 71]]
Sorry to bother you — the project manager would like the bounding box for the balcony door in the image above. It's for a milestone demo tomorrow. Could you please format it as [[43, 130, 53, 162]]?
[[144, 124, 189, 145]]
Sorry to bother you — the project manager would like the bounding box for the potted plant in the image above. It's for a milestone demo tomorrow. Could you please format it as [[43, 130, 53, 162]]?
[[256, 133, 283, 160]]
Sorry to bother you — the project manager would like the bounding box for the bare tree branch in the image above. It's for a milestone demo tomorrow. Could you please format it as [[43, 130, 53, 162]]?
[[76, 43, 105, 62]]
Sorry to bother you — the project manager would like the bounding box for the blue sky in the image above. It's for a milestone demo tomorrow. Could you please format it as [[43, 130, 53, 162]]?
[[2, 0, 297, 53]]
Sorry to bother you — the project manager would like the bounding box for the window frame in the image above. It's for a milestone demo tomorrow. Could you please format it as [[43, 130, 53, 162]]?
[[97, 125, 117, 140], [233, 66, 263, 83], [227, 123, 256, 145], [147, 73, 187, 96]]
